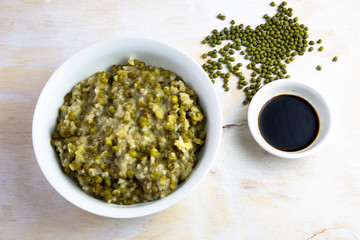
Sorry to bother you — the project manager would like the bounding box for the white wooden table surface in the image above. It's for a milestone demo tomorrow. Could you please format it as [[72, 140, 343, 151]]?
[[1, 0, 360, 239]]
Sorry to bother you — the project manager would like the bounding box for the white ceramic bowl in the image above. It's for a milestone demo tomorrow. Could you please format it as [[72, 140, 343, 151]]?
[[248, 79, 331, 159], [32, 38, 222, 218]]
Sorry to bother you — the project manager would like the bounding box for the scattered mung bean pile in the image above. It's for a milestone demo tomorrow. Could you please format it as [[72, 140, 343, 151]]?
[[201, 1, 336, 104]]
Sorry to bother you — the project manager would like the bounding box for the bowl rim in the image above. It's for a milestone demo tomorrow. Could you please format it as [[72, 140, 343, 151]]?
[[32, 37, 222, 218], [247, 79, 332, 159]]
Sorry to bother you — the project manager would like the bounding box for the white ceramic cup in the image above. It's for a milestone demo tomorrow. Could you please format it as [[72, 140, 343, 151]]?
[[248, 79, 332, 159]]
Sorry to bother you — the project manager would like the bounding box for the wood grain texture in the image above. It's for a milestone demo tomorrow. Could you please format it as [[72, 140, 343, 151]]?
[[1, 0, 360, 239]]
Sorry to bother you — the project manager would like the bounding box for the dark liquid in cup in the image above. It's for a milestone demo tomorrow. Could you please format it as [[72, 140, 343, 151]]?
[[258, 94, 320, 152]]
